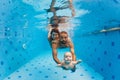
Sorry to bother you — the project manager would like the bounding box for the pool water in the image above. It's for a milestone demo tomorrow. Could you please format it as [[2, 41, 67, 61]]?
[[3, 51, 103, 80]]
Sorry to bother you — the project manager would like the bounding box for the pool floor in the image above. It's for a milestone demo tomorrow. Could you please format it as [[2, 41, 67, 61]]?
[[3, 51, 104, 80]]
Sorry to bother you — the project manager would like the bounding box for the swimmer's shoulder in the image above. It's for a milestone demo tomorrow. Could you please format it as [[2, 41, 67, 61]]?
[[68, 37, 72, 43]]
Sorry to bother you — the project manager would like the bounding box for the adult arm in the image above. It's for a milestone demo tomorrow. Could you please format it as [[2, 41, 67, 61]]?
[[52, 43, 61, 64], [69, 40, 76, 61]]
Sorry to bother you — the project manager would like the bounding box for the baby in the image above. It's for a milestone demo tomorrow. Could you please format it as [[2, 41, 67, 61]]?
[[58, 52, 82, 72]]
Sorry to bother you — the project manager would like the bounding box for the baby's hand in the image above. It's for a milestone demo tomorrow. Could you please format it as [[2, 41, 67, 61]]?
[[73, 60, 82, 65], [57, 64, 62, 67], [77, 59, 82, 64]]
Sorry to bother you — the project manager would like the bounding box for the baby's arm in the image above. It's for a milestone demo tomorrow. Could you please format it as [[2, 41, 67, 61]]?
[[57, 61, 65, 67], [72, 60, 82, 65], [77, 60, 82, 64], [57, 64, 62, 67]]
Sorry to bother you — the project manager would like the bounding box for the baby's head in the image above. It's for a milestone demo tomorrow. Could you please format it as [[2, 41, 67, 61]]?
[[64, 52, 72, 64]]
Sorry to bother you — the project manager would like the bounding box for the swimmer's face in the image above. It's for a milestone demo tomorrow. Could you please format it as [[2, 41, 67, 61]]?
[[64, 52, 72, 63], [51, 32, 59, 39], [60, 33, 68, 44]]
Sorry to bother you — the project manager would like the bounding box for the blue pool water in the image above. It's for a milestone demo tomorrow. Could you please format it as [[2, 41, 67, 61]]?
[[0, 0, 120, 80]]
